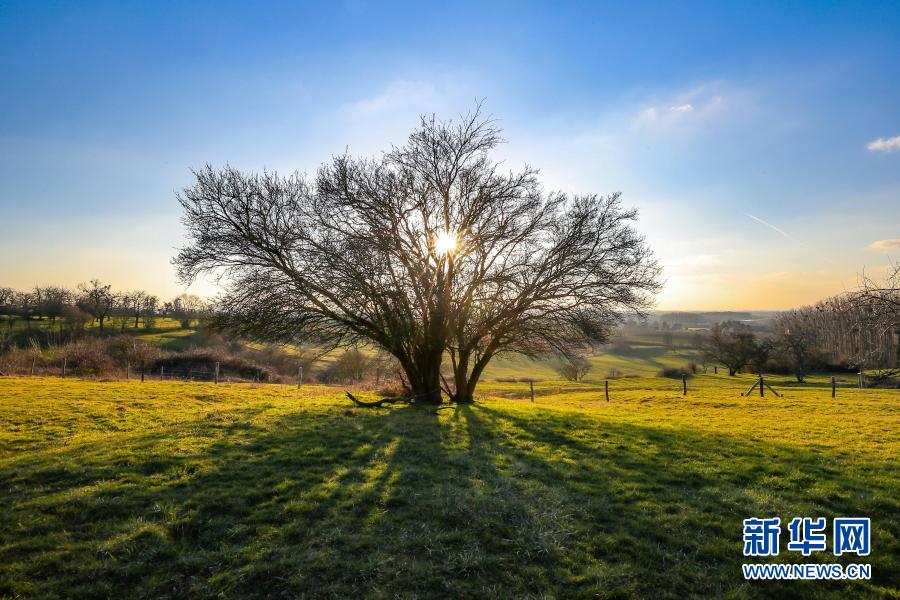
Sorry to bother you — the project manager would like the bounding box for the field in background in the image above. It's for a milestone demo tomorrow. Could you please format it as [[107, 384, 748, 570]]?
[[1, 375, 897, 597], [3, 314, 708, 381], [485, 336, 704, 381]]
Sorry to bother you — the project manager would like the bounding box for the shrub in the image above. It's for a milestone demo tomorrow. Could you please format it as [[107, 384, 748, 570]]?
[[657, 364, 695, 378], [64, 338, 116, 375], [153, 350, 273, 382], [552, 355, 592, 382], [321, 348, 372, 383]]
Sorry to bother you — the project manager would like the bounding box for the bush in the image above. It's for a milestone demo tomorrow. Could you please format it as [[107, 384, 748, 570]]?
[[657, 364, 695, 378], [153, 350, 273, 382], [321, 348, 372, 383], [64, 338, 116, 375], [552, 355, 592, 382]]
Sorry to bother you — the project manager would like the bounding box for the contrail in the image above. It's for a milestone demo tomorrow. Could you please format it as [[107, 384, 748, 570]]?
[[743, 212, 793, 241]]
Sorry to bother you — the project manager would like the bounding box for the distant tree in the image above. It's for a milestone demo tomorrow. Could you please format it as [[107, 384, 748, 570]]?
[[325, 347, 372, 382], [553, 355, 593, 382], [175, 108, 660, 404], [749, 338, 774, 374], [77, 280, 116, 331], [142, 294, 159, 329], [33, 286, 72, 328], [773, 309, 822, 382], [704, 324, 758, 376], [853, 262, 900, 375], [0, 287, 18, 333], [123, 290, 157, 328], [170, 294, 206, 328], [63, 305, 93, 332]]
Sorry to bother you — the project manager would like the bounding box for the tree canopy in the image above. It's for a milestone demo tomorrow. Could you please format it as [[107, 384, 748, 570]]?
[[175, 108, 661, 403]]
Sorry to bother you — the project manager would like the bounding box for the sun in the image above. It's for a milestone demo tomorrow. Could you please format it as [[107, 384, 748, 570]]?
[[434, 231, 457, 256]]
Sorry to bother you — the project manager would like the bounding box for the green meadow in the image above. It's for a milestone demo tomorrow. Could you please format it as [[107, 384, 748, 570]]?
[[1, 375, 897, 598]]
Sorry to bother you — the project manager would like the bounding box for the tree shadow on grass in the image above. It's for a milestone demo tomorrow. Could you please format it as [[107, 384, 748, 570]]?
[[0, 402, 896, 599], [456, 405, 898, 598]]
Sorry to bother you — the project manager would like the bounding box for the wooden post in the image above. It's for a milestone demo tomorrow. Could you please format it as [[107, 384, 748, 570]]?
[[62, 357, 67, 377], [682, 373, 687, 396], [759, 375, 764, 397], [858, 370, 864, 389], [714, 366, 718, 375], [126, 362, 130, 380], [831, 376, 836, 398], [529, 380, 535, 403], [30, 358, 35, 376], [297, 365, 303, 389], [605, 380, 609, 402], [140, 365, 145, 382], [161, 366, 164, 380], [214, 362, 220, 384]]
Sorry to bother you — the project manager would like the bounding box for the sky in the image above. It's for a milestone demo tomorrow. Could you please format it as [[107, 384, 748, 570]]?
[[1, 0, 899, 310]]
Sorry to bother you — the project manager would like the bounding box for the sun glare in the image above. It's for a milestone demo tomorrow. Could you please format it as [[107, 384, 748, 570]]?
[[434, 231, 457, 255]]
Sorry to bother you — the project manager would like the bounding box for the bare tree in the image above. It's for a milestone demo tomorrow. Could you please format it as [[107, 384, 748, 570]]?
[[553, 354, 593, 382], [77, 279, 116, 331], [175, 107, 660, 404], [773, 309, 822, 382], [123, 290, 157, 328], [704, 323, 757, 376], [323, 347, 373, 383], [170, 293, 206, 328], [34, 286, 73, 333]]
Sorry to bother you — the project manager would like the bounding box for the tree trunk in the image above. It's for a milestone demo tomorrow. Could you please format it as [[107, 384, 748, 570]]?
[[401, 352, 443, 404], [729, 367, 737, 376], [450, 350, 490, 404]]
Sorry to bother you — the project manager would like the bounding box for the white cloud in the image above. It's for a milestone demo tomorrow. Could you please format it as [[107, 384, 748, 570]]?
[[868, 238, 900, 250], [339, 81, 438, 117], [633, 84, 728, 128], [867, 135, 900, 152]]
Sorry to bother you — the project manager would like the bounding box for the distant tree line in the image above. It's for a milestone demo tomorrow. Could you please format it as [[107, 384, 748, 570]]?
[[0, 280, 208, 348], [705, 264, 900, 381]]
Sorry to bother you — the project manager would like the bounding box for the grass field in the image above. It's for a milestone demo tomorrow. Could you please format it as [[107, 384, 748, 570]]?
[[0, 375, 897, 598]]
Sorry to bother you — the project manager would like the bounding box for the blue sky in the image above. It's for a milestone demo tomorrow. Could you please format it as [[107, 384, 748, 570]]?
[[1, 0, 899, 308]]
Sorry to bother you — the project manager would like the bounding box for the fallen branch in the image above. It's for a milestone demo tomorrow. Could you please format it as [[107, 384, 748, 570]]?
[[345, 391, 409, 408]]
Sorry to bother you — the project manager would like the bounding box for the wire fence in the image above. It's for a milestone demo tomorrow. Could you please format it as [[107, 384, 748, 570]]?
[[0, 362, 278, 384]]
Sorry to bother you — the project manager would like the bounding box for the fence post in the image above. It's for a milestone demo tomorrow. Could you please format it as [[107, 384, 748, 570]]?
[[759, 375, 765, 397], [297, 365, 303, 389], [604, 380, 609, 402], [529, 380, 535, 402], [161, 366, 164, 380], [30, 358, 35, 376], [682, 373, 687, 396], [858, 370, 864, 389], [214, 362, 220, 384], [141, 365, 145, 382], [62, 357, 66, 377], [831, 376, 836, 398], [126, 362, 130, 380]]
